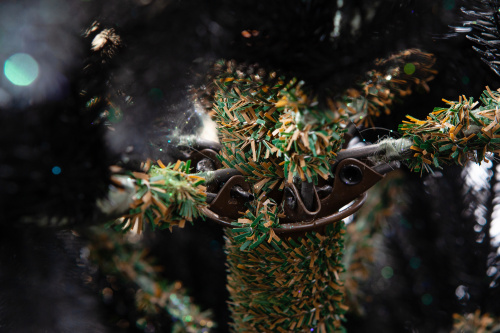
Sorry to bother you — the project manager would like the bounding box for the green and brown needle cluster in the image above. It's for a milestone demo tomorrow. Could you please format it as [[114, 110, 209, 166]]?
[[212, 49, 436, 198], [335, 49, 436, 127], [225, 222, 347, 333], [211, 73, 344, 250], [88, 227, 215, 332], [114, 160, 207, 233], [400, 87, 500, 173], [212, 75, 343, 200], [452, 310, 500, 333], [211, 50, 436, 248]]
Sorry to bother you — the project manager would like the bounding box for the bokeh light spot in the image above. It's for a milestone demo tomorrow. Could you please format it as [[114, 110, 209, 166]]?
[[409, 257, 421, 269], [422, 293, 433, 305], [462, 75, 470, 85], [148, 88, 163, 101], [381, 266, 394, 279], [52, 166, 62, 175], [4, 53, 39, 86], [443, 0, 455, 10], [455, 285, 468, 300], [404, 63, 416, 75], [107, 104, 123, 123]]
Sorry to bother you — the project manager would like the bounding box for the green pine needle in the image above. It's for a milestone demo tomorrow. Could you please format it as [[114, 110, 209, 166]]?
[[400, 87, 500, 173], [115, 160, 207, 233], [88, 227, 215, 332], [225, 222, 347, 333]]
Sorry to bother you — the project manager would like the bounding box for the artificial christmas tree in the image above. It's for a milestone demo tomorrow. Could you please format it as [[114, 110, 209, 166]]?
[[2, 1, 500, 332]]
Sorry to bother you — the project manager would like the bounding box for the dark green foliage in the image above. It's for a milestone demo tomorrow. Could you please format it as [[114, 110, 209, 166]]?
[[400, 88, 500, 173], [225, 223, 347, 333], [212, 74, 343, 189], [88, 227, 215, 332], [114, 161, 207, 233]]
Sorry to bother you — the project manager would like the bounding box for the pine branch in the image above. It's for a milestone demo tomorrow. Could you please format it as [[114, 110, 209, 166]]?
[[225, 222, 347, 333], [462, 1, 500, 77], [88, 227, 215, 332], [399, 87, 500, 173], [452, 310, 500, 333], [213, 49, 436, 186], [212, 74, 343, 193], [340, 49, 436, 127], [111, 160, 207, 233], [229, 199, 282, 251], [210, 50, 436, 249]]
